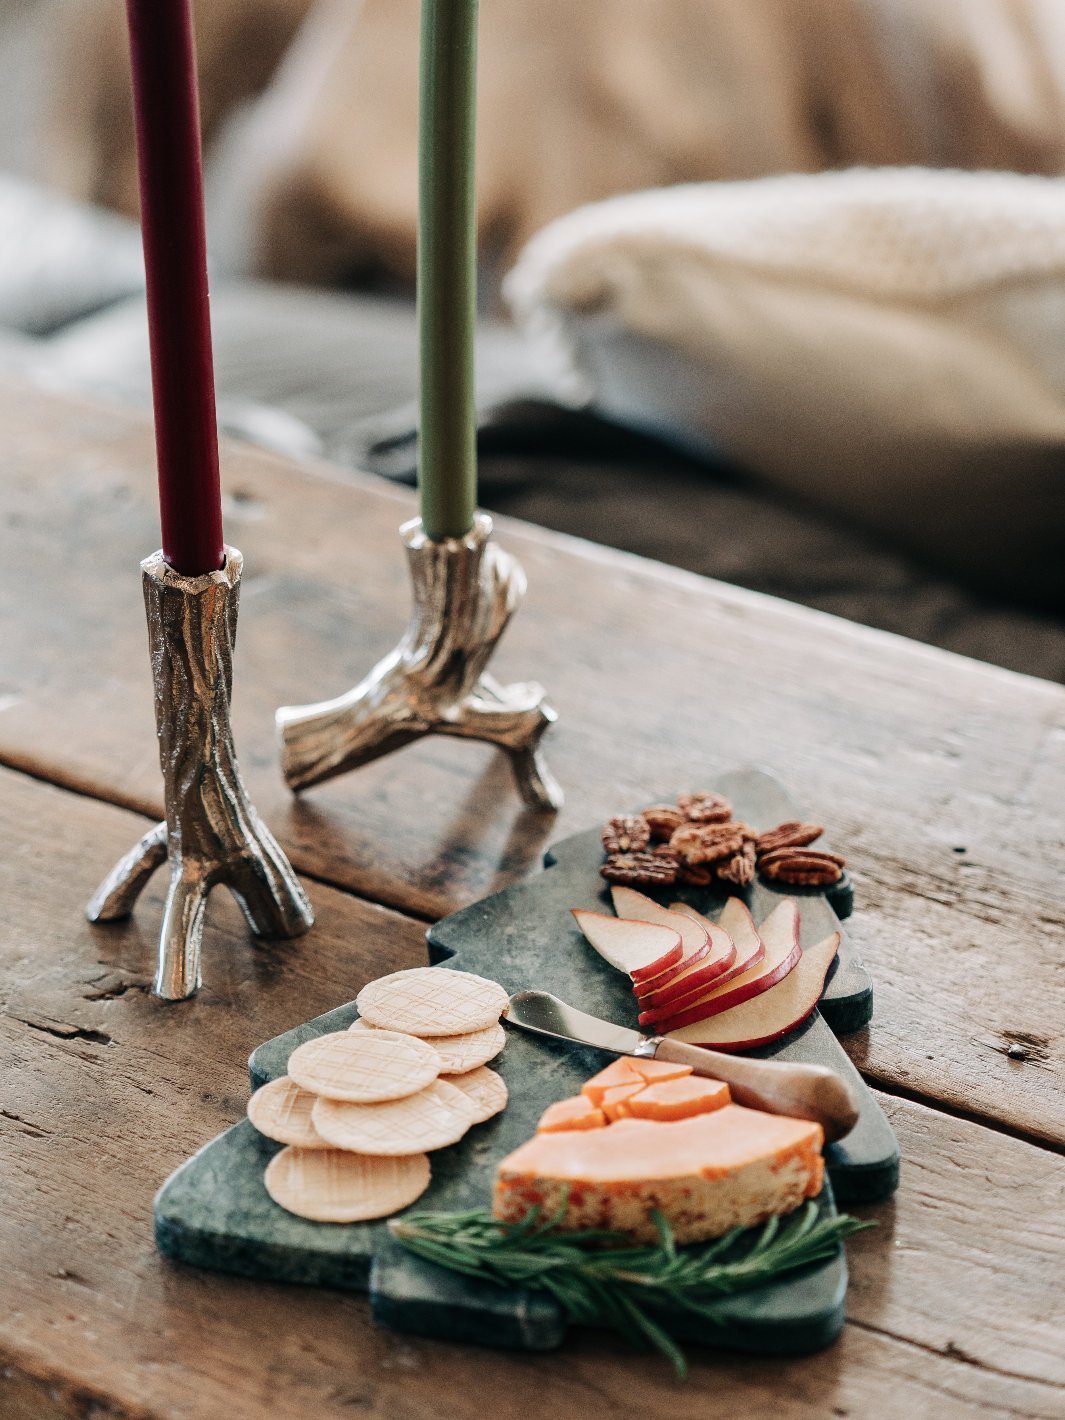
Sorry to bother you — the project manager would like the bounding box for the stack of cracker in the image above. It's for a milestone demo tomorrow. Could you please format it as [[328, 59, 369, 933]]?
[[248, 968, 509, 1223]]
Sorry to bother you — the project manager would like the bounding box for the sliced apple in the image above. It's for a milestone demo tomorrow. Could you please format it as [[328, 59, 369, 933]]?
[[609, 887, 713, 987], [665, 931, 840, 1050], [641, 899, 801, 1031], [610, 886, 710, 957], [634, 937, 712, 993], [671, 897, 765, 991], [571, 909, 682, 977], [634, 922, 736, 1007]]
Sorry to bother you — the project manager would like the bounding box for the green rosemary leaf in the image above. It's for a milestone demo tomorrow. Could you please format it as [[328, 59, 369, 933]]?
[[614, 1288, 690, 1380], [390, 1202, 875, 1375]]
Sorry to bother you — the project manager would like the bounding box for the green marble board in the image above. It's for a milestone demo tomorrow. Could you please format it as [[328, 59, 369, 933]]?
[[155, 767, 898, 1359]]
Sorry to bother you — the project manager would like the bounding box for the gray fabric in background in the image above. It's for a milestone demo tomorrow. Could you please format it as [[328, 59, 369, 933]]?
[[0, 177, 144, 335], [44, 283, 572, 467]]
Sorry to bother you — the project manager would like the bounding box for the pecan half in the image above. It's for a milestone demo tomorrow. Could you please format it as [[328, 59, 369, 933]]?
[[601, 814, 651, 854], [642, 804, 686, 841], [678, 863, 715, 887], [677, 791, 733, 824], [600, 850, 679, 887], [669, 822, 749, 865], [651, 844, 682, 864], [716, 842, 756, 887], [759, 848, 845, 886], [755, 821, 824, 855]]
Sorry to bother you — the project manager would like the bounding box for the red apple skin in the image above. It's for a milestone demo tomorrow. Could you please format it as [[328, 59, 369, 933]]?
[[639, 940, 800, 1029], [641, 900, 800, 1031], [664, 932, 840, 1051], [669, 898, 765, 993], [629, 927, 706, 984], [571, 909, 683, 977], [632, 938, 710, 993], [700, 939, 765, 992], [676, 1005, 815, 1053], [610, 886, 710, 957], [634, 924, 736, 1007], [627, 941, 684, 981], [641, 900, 767, 1013]]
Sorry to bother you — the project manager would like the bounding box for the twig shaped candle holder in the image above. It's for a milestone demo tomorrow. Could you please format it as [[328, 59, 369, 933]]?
[[87, 548, 313, 999], [277, 514, 562, 812]]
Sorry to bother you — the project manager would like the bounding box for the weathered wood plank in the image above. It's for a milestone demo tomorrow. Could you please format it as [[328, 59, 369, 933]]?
[[0, 379, 1062, 1149], [1, 770, 1062, 1420]]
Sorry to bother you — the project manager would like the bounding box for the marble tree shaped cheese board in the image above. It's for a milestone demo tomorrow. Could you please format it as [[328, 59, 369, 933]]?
[[154, 767, 899, 1358]]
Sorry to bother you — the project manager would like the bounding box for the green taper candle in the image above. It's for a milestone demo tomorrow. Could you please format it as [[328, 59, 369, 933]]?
[[418, 0, 479, 541]]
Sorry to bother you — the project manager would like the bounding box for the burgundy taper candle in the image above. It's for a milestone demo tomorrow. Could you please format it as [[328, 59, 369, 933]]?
[[126, 0, 224, 575]]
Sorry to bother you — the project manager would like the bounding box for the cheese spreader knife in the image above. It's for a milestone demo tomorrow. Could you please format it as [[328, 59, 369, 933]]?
[[506, 991, 860, 1142]]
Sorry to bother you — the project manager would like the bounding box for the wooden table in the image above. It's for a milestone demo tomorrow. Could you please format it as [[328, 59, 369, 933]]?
[[1, 380, 1062, 1420]]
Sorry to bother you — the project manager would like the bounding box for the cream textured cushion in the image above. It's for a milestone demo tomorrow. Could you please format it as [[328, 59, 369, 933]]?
[[505, 167, 1065, 602]]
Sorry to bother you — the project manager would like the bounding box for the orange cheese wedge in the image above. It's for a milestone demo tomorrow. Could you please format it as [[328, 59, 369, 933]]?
[[579, 1057, 641, 1103], [580, 1055, 691, 1105], [624, 1075, 731, 1121], [626, 1057, 694, 1084], [600, 1081, 644, 1121], [494, 1105, 824, 1244], [537, 1096, 607, 1132]]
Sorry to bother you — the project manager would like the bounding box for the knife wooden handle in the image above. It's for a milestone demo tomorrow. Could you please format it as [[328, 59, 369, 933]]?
[[651, 1037, 860, 1142]]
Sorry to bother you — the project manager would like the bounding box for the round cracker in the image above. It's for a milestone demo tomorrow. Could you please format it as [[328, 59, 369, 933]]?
[[247, 1076, 330, 1149], [312, 1078, 475, 1155], [443, 1066, 508, 1124], [264, 1146, 430, 1222], [287, 1029, 440, 1103], [350, 1017, 505, 1074], [356, 968, 508, 1036]]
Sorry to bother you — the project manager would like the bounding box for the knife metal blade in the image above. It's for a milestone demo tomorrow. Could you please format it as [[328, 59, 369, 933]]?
[[505, 990, 651, 1056]]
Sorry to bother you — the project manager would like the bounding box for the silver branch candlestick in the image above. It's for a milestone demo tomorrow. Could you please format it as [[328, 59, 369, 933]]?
[[277, 514, 562, 812], [87, 548, 314, 1000]]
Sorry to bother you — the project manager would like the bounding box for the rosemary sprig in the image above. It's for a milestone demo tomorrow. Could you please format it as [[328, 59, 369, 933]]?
[[390, 1200, 874, 1377]]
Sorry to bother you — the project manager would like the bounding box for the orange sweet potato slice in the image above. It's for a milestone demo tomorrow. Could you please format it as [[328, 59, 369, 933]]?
[[624, 1075, 731, 1121], [537, 1096, 607, 1132]]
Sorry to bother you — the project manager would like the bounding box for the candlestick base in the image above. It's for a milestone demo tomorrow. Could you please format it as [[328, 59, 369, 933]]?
[[86, 548, 314, 1000], [276, 514, 562, 811]]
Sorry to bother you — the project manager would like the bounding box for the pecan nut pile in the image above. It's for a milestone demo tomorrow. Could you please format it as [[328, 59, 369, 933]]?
[[598, 792, 848, 891]]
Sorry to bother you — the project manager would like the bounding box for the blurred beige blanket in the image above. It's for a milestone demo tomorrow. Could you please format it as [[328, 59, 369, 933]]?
[[505, 166, 1065, 606], [54, 0, 1065, 283]]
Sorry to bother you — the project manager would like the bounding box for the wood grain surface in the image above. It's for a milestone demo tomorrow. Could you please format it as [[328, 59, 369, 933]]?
[[2, 770, 1061, 1420], [2, 381, 1064, 1419], [0, 381, 1061, 1151]]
